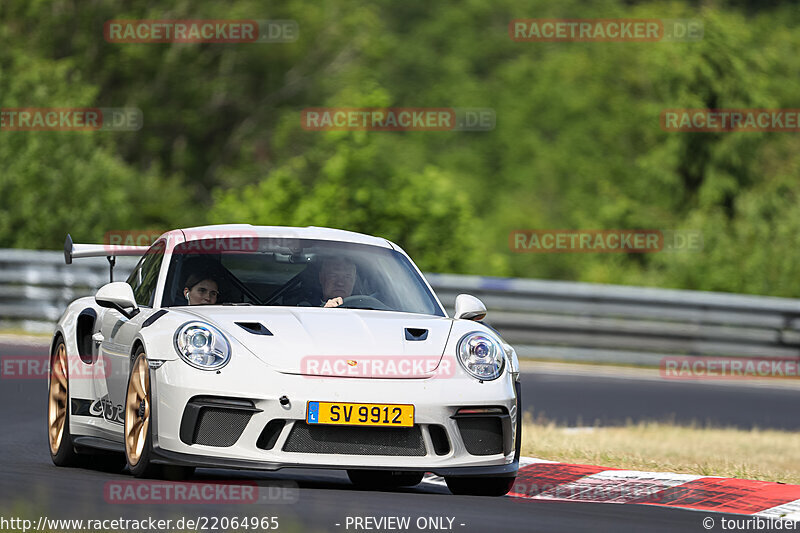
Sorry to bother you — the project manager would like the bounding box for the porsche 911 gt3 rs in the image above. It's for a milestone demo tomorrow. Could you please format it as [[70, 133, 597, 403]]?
[[48, 225, 521, 496]]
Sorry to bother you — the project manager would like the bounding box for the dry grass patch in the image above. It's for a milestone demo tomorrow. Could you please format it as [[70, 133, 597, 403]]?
[[521, 414, 800, 484]]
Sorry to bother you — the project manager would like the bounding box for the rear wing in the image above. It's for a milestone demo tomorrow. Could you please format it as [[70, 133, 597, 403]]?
[[64, 233, 150, 282]]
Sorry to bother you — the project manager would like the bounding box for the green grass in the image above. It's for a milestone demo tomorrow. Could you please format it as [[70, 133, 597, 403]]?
[[521, 414, 800, 485]]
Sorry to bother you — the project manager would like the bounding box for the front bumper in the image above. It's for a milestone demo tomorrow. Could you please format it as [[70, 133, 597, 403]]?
[[150, 447, 519, 478], [149, 356, 519, 477]]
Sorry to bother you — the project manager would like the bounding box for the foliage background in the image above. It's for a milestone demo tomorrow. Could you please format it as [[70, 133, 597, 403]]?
[[1, 0, 799, 296]]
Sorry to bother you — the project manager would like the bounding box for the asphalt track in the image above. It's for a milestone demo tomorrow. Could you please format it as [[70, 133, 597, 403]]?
[[524, 364, 800, 430], [0, 340, 785, 532]]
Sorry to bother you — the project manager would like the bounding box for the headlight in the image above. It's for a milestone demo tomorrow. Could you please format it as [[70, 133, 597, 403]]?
[[174, 321, 231, 370], [456, 331, 505, 381]]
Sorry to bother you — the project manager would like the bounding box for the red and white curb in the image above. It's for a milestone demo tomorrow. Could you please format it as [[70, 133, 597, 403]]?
[[422, 457, 800, 521]]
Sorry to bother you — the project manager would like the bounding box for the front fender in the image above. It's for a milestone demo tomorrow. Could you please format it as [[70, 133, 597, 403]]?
[[133, 309, 258, 364], [52, 296, 103, 434]]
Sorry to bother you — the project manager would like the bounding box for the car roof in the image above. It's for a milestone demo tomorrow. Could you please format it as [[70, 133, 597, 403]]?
[[175, 224, 395, 249]]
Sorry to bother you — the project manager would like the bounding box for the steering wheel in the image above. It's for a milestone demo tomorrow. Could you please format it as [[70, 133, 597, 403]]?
[[340, 294, 391, 310]]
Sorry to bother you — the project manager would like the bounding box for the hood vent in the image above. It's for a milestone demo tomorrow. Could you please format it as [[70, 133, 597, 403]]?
[[405, 328, 428, 341], [236, 322, 273, 336]]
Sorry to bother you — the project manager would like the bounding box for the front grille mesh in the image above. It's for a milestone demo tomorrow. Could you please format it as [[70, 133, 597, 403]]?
[[282, 423, 425, 456], [193, 408, 253, 447], [457, 418, 504, 455]]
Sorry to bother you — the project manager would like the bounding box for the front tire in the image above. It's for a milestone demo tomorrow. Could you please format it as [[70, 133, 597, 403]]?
[[48, 339, 79, 466], [124, 348, 193, 480], [125, 349, 158, 477], [445, 476, 516, 496]]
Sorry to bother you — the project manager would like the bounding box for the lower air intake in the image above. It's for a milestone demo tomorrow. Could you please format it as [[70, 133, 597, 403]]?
[[456, 418, 504, 455], [282, 423, 426, 456], [192, 408, 253, 447]]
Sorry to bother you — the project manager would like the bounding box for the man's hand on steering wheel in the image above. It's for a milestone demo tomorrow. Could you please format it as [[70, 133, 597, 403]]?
[[323, 297, 344, 308], [324, 294, 389, 310]]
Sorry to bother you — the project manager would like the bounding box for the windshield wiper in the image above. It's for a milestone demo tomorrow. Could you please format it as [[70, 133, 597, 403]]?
[[222, 302, 254, 306]]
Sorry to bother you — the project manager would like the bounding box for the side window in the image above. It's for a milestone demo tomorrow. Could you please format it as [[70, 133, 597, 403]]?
[[127, 241, 166, 307], [126, 259, 145, 295]]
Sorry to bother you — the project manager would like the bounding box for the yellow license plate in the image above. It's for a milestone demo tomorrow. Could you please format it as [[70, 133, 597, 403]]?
[[306, 402, 414, 427]]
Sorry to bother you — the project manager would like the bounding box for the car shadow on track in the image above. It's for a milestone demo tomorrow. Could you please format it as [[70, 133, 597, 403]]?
[[189, 468, 454, 496]]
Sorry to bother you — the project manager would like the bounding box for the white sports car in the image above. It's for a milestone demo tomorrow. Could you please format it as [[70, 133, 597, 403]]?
[[48, 225, 521, 495]]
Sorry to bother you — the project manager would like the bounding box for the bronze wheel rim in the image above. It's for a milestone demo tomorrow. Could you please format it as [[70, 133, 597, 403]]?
[[48, 343, 68, 455], [125, 354, 150, 466]]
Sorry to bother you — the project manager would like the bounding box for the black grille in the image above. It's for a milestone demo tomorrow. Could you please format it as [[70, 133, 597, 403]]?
[[457, 418, 504, 455], [282, 423, 426, 456], [193, 408, 252, 447], [180, 396, 260, 447]]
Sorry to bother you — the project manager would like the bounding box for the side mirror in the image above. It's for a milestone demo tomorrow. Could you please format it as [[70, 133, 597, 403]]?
[[454, 294, 487, 321], [96, 282, 139, 319]]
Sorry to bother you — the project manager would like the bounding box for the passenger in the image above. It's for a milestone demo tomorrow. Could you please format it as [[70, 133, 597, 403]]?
[[184, 273, 220, 305]]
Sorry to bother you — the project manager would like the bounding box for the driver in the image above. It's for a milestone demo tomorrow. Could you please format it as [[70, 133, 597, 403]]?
[[319, 256, 356, 308]]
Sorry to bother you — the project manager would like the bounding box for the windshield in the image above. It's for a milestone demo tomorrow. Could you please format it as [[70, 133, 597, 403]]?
[[161, 238, 444, 316]]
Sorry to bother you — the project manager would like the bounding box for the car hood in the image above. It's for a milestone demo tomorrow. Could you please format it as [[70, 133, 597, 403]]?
[[174, 306, 454, 377]]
